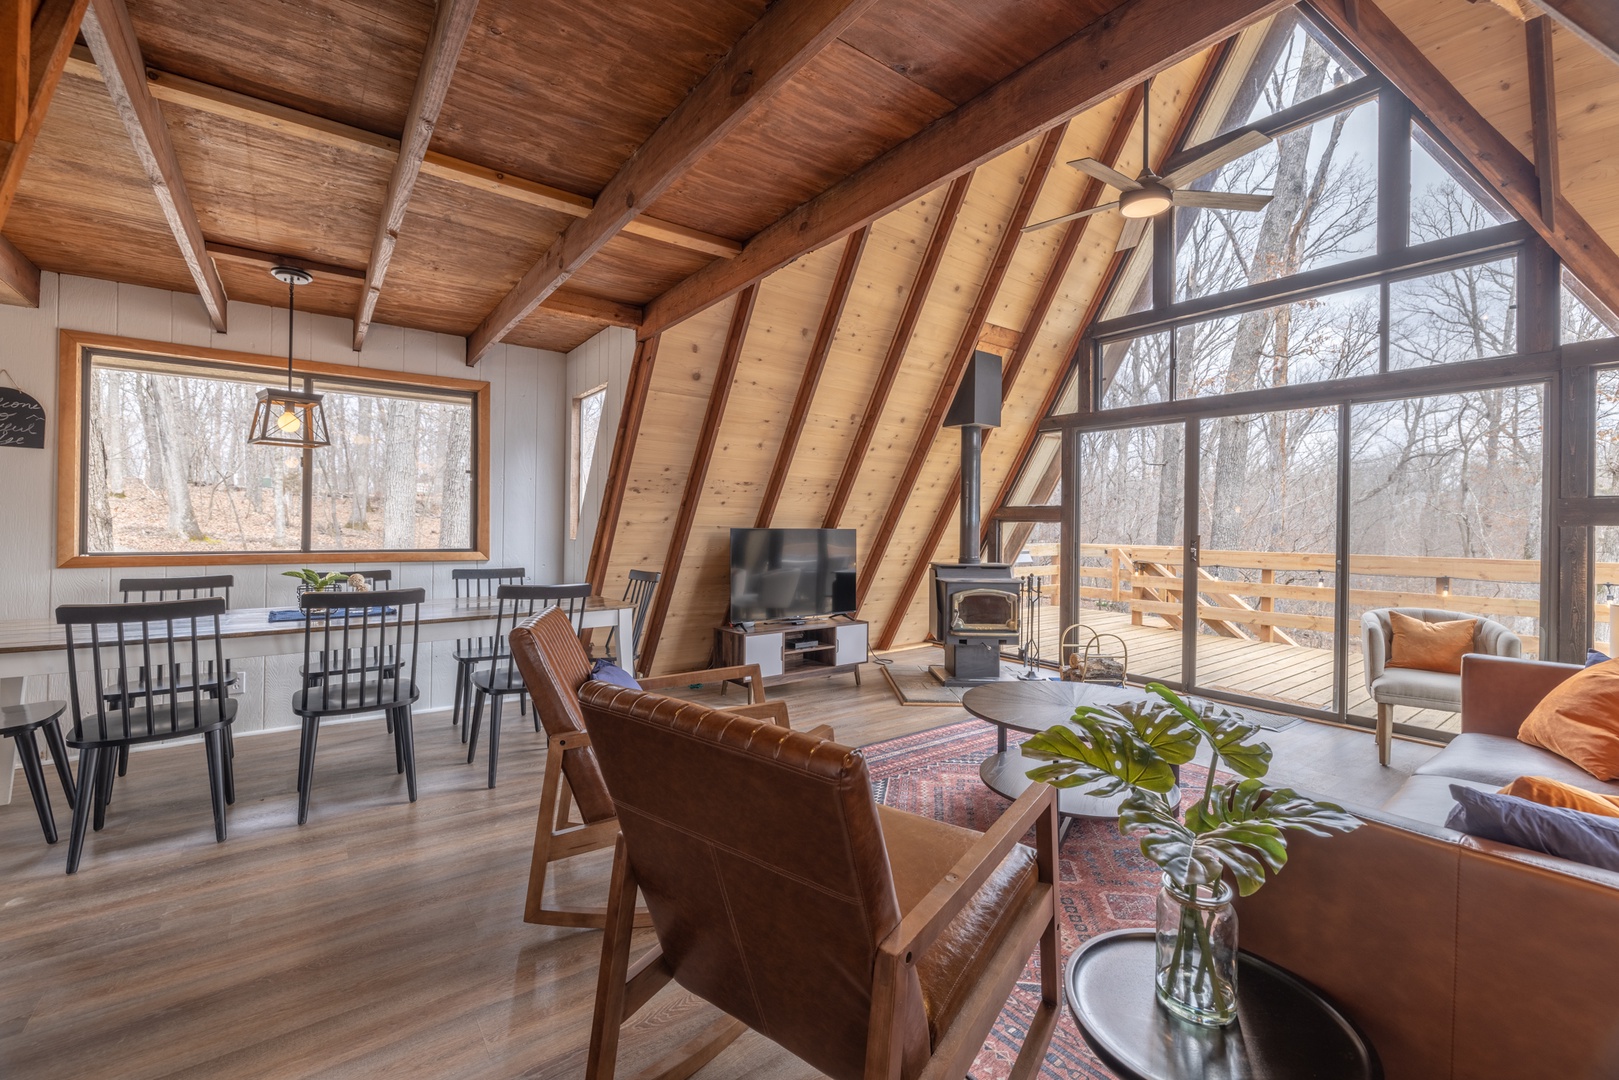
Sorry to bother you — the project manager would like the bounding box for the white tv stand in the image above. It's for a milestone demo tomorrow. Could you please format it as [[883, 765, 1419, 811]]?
[[713, 617, 867, 686]]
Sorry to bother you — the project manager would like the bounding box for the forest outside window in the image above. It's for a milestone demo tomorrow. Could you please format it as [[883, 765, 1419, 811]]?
[[569, 384, 606, 541], [62, 333, 489, 565]]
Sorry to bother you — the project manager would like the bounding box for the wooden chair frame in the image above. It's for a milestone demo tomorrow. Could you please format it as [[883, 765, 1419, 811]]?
[[522, 662, 796, 930], [585, 783, 1061, 1080]]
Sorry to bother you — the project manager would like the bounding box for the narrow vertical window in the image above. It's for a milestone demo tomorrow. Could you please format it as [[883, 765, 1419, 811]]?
[[571, 385, 607, 540]]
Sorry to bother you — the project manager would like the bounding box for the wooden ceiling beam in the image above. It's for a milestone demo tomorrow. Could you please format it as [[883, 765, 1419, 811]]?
[[1316, 0, 1619, 316], [353, 0, 479, 350], [856, 126, 1066, 616], [82, 0, 226, 330], [586, 334, 661, 594], [875, 86, 1149, 651], [0, 0, 27, 144], [640, 0, 1290, 339], [61, 49, 741, 262], [638, 288, 757, 672], [0, 230, 38, 305], [1526, 15, 1559, 230], [754, 226, 868, 528], [821, 172, 973, 529], [465, 0, 880, 366], [1529, 0, 1619, 68]]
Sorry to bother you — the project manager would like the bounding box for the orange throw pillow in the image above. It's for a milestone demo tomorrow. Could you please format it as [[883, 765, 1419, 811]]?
[[1518, 660, 1619, 781], [1386, 612, 1475, 674], [1499, 775, 1619, 818]]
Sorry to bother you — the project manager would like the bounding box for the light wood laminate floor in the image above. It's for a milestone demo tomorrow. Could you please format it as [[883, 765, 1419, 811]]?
[[0, 649, 1436, 1079]]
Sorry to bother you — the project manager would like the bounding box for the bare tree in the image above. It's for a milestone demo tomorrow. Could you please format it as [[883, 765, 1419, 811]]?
[[382, 400, 420, 548]]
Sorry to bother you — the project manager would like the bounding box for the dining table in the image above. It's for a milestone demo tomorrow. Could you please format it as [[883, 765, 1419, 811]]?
[[0, 595, 636, 806]]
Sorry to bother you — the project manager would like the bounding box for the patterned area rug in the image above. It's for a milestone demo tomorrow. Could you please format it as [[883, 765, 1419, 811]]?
[[862, 720, 1205, 1080]]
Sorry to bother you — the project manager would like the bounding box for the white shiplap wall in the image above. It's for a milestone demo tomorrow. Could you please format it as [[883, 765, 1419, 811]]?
[[0, 272, 568, 735], [563, 325, 634, 582]]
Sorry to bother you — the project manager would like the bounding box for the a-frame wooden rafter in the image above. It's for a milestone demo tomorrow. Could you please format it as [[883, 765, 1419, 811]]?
[[586, 335, 661, 594]]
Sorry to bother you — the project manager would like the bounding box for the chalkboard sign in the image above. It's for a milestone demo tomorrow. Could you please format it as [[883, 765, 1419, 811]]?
[[0, 386, 45, 449]]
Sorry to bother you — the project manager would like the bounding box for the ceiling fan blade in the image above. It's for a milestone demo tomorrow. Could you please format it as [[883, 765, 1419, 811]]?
[[1170, 190, 1274, 212], [1115, 216, 1150, 251], [1066, 158, 1141, 190], [1162, 129, 1271, 189], [1021, 201, 1121, 233]]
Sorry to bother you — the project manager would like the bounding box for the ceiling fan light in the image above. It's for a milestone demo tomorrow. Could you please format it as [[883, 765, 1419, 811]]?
[[1120, 185, 1172, 219]]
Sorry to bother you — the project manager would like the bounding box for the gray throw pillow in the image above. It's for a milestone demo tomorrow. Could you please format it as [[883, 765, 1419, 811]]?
[[589, 659, 641, 690], [1446, 785, 1619, 873]]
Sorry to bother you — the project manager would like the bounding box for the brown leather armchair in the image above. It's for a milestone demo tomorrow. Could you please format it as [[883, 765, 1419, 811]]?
[[510, 607, 800, 929], [575, 680, 1061, 1080]]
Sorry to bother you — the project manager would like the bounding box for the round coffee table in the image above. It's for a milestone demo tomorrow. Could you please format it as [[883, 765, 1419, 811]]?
[[1065, 929, 1381, 1080], [963, 681, 1180, 819]]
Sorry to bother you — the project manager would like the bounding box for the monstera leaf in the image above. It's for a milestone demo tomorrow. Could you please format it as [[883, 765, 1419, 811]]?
[[1123, 779, 1362, 895], [1022, 721, 1177, 796], [1078, 699, 1202, 766], [1146, 683, 1272, 777]]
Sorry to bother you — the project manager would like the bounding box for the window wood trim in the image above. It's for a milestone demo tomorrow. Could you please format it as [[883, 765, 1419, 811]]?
[[56, 329, 492, 567]]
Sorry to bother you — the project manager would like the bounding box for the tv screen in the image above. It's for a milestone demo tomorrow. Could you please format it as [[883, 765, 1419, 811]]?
[[729, 528, 857, 623]]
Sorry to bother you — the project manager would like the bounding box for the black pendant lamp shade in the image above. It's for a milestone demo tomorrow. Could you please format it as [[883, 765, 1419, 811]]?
[[247, 266, 329, 449]]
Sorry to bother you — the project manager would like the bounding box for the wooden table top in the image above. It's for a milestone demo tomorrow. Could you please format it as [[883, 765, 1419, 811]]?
[[0, 596, 633, 655]]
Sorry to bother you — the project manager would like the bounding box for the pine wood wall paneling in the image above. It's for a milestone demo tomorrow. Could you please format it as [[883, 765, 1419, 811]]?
[[639, 0, 1293, 337], [464, 0, 881, 364], [352, 0, 480, 350], [1318, 0, 1619, 314], [822, 173, 972, 528], [873, 88, 1147, 650], [0, 0, 88, 231], [754, 226, 868, 526], [637, 286, 756, 672], [586, 334, 661, 593], [855, 126, 1066, 625]]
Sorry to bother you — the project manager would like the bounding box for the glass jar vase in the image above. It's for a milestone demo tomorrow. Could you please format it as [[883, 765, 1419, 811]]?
[[1154, 875, 1238, 1026]]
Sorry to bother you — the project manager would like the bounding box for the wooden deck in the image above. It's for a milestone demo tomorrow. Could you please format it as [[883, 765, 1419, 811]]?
[[1027, 607, 1460, 733]]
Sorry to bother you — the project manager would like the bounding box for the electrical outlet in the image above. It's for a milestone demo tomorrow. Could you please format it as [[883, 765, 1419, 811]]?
[[235, 669, 249, 696]]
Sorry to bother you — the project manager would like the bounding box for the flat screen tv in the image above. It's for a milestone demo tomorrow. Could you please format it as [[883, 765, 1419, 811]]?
[[729, 528, 857, 624]]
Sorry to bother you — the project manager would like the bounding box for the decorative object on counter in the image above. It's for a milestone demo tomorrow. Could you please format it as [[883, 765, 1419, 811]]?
[[347, 573, 371, 592], [0, 369, 46, 449], [247, 266, 330, 449], [1022, 682, 1360, 1026], [282, 569, 349, 595]]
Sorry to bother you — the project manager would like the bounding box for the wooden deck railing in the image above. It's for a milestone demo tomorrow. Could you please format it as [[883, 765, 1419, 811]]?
[[1005, 543, 1617, 660]]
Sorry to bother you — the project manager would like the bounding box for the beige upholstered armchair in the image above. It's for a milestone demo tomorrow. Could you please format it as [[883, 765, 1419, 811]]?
[[1361, 607, 1522, 766]]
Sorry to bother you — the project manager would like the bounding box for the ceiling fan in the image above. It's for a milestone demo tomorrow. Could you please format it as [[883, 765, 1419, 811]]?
[[1023, 77, 1275, 251]]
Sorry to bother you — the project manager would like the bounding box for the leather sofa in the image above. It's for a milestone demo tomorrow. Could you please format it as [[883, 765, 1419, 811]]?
[[1235, 655, 1619, 1079]]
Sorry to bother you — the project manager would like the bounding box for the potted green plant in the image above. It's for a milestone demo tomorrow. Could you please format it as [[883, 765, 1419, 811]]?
[[1021, 682, 1360, 1027], [282, 569, 349, 596]]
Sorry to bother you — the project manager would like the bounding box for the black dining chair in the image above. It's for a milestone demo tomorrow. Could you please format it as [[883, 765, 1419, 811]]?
[[0, 700, 75, 844], [291, 588, 425, 825], [449, 566, 526, 738], [57, 597, 236, 874], [598, 569, 659, 675], [112, 575, 238, 777], [466, 583, 590, 788]]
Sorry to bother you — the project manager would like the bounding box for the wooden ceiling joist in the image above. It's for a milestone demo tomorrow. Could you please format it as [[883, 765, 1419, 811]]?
[[352, 0, 480, 350], [586, 334, 661, 595], [465, 0, 881, 366], [854, 126, 1067, 610], [639, 0, 1292, 339], [1317, 0, 1619, 313], [81, 0, 225, 330], [59, 49, 741, 263], [0, 0, 27, 144], [754, 226, 868, 528], [822, 173, 973, 529], [1526, 15, 1559, 230], [1530, 0, 1619, 68], [637, 286, 757, 671], [875, 87, 1149, 650]]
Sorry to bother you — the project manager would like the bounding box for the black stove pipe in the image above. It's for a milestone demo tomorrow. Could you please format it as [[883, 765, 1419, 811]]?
[[959, 425, 982, 565]]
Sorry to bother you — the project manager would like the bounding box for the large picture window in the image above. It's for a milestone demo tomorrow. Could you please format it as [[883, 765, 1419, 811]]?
[[59, 332, 489, 566]]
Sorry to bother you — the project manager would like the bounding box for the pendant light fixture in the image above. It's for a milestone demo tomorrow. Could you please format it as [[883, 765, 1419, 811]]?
[[247, 266, 329, 448]]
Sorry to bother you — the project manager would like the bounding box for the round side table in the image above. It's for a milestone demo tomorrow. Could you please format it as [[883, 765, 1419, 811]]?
[[1065, 929, 1381, 1080]]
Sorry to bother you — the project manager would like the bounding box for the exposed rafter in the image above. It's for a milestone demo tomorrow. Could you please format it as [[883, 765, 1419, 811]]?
[[1529, 0, 1619, 67], [855, 125, 1067, 610], [60, 49, 741, 263], [0, 230, 37, 305], [587, 335, 661, 594], [464, 0, 880, 365], [82, 0, 226, 330], [1526, 15, 1559, 230], [0, 0, 26, 143], [639, 0, 1292, 339], [353, 0, 479, 350], [638, 287, 757, 671], [822, 173, 973, 528], [754, 226, 868, 528], [1316, 0, 1619, 314], [876, 86, 1150, 650]]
